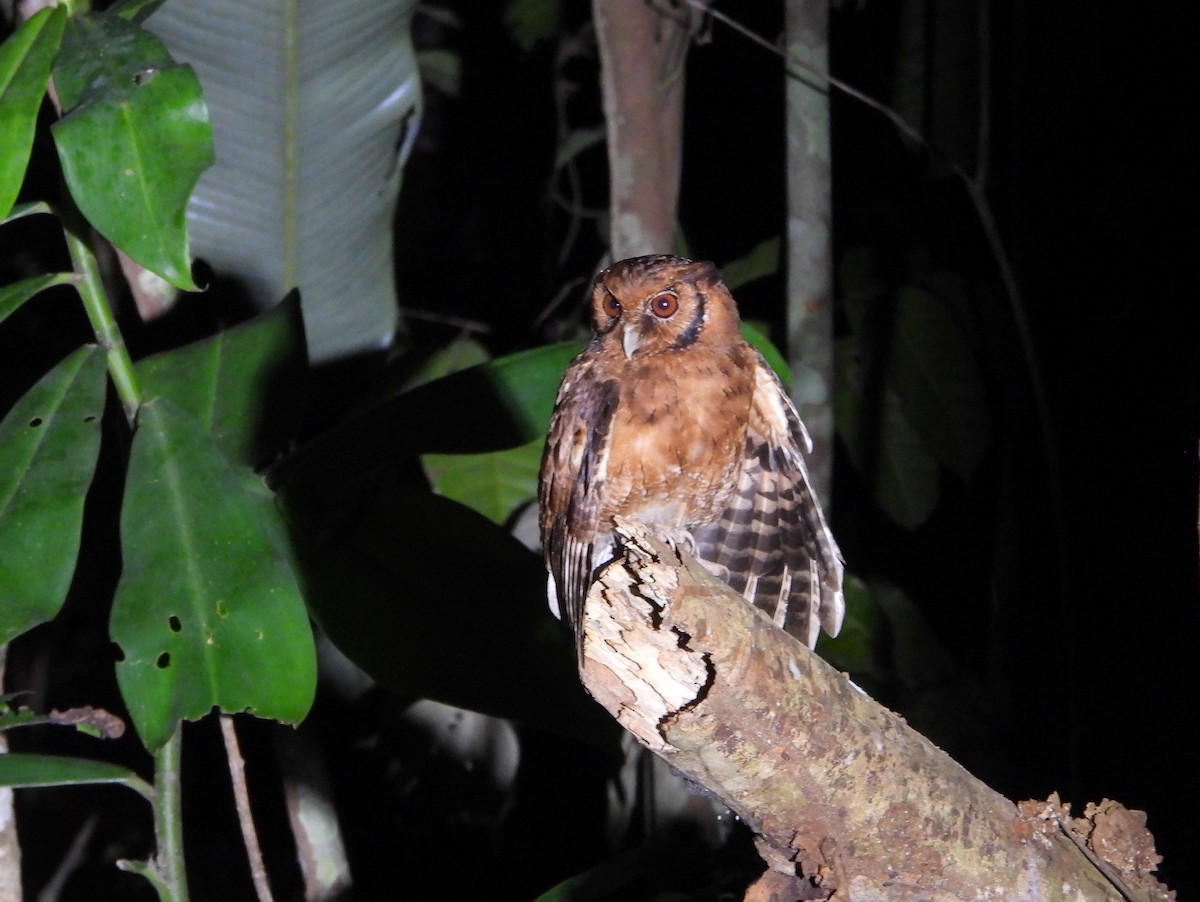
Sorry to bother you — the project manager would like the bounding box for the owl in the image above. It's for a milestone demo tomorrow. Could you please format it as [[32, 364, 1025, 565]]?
[[539, 255, 844, 663]]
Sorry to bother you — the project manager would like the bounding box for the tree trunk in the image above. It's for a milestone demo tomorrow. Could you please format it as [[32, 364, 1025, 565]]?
[[593, 0, 691, 259], [785, 0, 835, 507]]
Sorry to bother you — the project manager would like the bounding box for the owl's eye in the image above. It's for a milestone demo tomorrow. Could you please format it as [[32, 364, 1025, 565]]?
[[650, 292, 679, 319], [601, 294, 622, 318]]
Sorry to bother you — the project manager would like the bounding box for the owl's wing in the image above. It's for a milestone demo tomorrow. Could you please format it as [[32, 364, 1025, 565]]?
[[693, 353, 845, 649], [538, 357, 620, 661]]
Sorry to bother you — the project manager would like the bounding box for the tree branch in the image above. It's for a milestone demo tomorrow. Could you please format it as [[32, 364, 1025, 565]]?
[[578, 520, 1167, 901]]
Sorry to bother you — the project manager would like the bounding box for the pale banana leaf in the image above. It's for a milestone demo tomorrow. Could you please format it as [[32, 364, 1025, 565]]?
[[145, 0, 420, 362]]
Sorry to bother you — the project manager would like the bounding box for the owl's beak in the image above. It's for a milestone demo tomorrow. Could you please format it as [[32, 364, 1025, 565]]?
[[622, 324, 642, 358]]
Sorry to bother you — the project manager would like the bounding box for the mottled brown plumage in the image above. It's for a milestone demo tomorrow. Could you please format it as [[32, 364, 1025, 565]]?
[[539, 255, 844, 661]]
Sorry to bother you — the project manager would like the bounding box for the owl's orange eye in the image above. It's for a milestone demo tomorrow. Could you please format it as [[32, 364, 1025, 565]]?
[[602, 294, 622, 318], [651, 292, 679, 318]]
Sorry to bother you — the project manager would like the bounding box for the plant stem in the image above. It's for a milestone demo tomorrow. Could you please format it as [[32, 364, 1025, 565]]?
[[62, 221, 142, 423], [153, 728, 189, 902], [220, 715, 275, 902]]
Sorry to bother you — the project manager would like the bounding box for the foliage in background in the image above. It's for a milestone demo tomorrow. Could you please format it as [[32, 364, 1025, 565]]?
[[142, 0, 421, 362], [2, 4, 608, 895], [0, 5, 315, 897]]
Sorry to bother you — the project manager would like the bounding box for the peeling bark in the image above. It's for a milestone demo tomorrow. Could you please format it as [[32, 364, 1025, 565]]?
[[579, 520, 1169, 901]]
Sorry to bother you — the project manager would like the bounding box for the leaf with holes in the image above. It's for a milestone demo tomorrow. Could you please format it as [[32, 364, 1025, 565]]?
[[0, 6, 66, 219], [0, 346, 106, 644], [51, 12, 212, 290], [111, 398, 315, 752]]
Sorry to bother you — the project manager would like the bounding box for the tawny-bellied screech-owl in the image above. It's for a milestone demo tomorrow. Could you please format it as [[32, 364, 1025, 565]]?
[[538, 254, 844, 661]]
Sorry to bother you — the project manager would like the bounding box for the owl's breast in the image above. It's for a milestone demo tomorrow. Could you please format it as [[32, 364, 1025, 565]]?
[[598, 351, 754, 529]]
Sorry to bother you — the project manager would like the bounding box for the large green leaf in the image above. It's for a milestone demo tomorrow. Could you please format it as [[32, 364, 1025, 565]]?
[[294, 480, 614, 746], [887, 286, 991, 480], [0, 272, 75, 329], [423, 438, 543, 526], [144, 0, 421, 362], [0, 346, 106, 644], [112, 399, 315, 752], [0, 753, 150, 798], [399, 335, 492, 393], [0, 7, 66, 219], [51, 12, 213, 290], [271, 341, 584, 495], [835, 336, 939, 529], [135, 292, 306, 468]]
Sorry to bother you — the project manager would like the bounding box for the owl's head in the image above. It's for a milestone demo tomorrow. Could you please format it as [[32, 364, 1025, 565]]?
[[590, 255, 742, 358]]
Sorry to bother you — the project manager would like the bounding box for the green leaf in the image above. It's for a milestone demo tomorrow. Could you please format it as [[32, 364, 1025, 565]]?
[[144, 0, 420, 361], [0, 346, 106, 644], [109, 0, 172, 23], [400, 335, 491, 392], [871, 579, 955, 687], [0, 7, 66, 219], [0, 753, 151, 798], [417, 48, 460, 97], [0, 273, 75, 329], [835, 336, 939, 529], [423, 438, 543, 526], [0, 200, 53, 226], [740, 320, 792, 390], [720, 235, 781, 291], [554, 125, 606, 169], [112, 399, 315, 752], [887, 287, 991, 479], [51, 12, 213, 290], [0, 705, 38, 731], [295, 482, 615, 746], [135, 292, 306, 468], [504, 0, 562, 51], [271, 341, 584, 495], [846, 386, 937, 529]]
